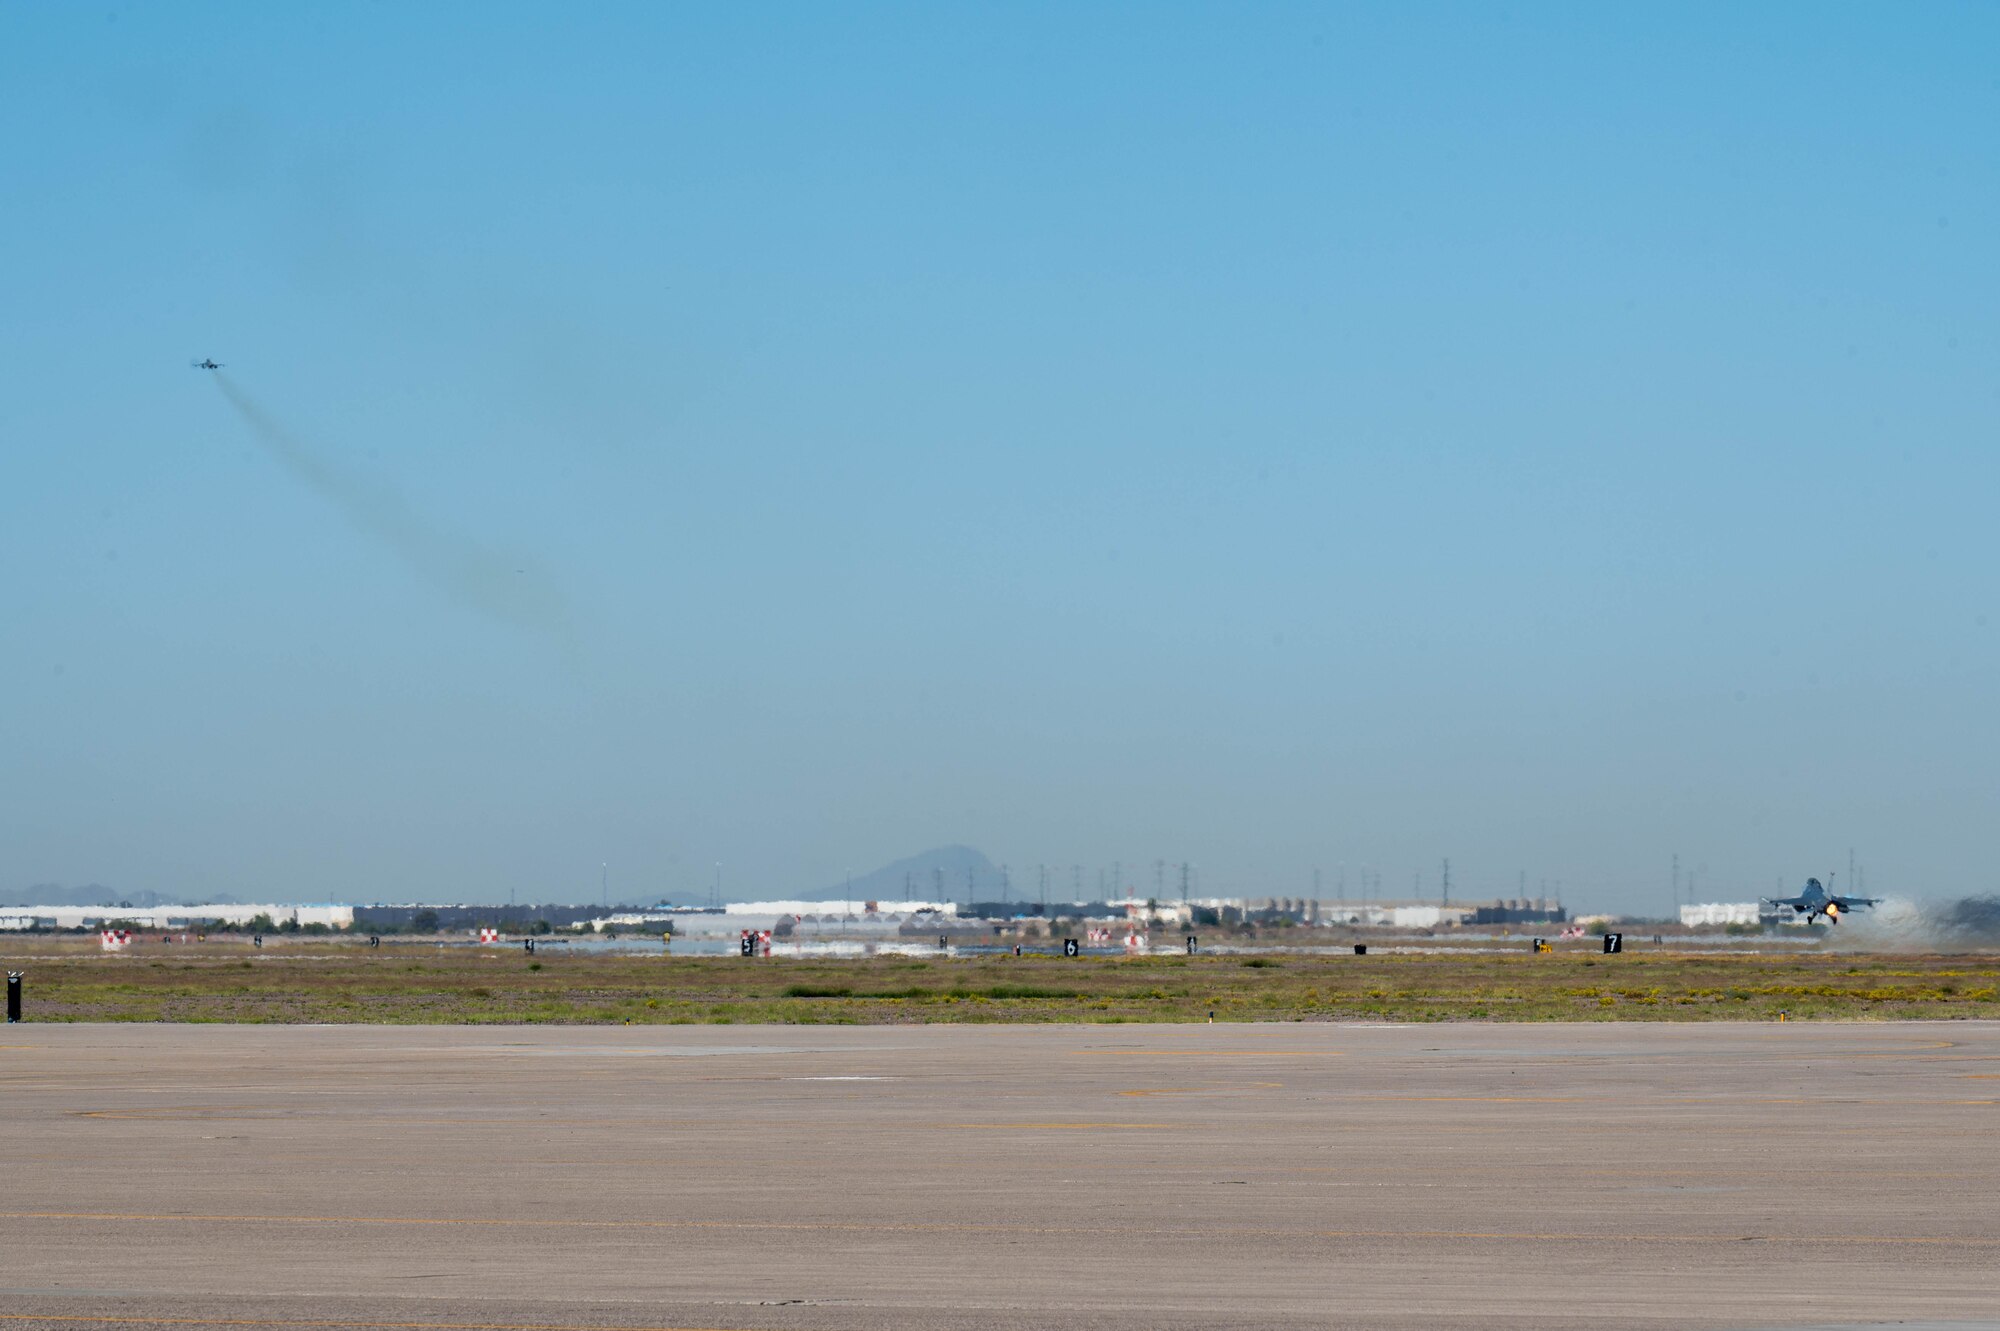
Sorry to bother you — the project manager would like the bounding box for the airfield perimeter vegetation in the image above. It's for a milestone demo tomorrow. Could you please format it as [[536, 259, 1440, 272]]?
[[6, 936, 1999, 1023]]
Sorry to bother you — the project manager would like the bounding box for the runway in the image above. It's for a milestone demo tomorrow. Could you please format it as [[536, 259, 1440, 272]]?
[[2, 1023, 1997, 1330]]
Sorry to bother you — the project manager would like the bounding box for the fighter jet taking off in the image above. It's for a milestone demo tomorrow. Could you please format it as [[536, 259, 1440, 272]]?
[[191, 358, 223, 370], [1763, 877, 1878, 924]]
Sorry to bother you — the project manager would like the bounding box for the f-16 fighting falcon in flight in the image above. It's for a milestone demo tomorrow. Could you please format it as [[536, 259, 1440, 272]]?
[[1763, 877, 1879, 924], [191, 358, 223, 370]]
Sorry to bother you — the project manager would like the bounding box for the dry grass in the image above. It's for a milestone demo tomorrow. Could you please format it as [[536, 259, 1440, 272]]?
[[3, 936, 1997, 1024]]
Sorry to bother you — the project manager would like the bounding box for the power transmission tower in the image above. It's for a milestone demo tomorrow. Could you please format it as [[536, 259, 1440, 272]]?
[[1178, 862, 1189, 907]]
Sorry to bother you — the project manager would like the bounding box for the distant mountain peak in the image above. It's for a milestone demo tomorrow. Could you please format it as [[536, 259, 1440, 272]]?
[[792, 845, 999, 903]]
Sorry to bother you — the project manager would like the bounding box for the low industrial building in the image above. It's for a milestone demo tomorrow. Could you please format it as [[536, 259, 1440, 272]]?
[[0, 903, 354, 931], [1680, 902, 1764, 927]]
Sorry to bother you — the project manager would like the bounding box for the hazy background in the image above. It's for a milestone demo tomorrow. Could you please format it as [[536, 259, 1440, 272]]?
[[3, 3, 1995, 913]]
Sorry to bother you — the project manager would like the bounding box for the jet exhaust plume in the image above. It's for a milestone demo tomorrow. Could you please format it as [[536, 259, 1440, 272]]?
[[1831, 896, 2000, 953], [212, 375, 573, 644]]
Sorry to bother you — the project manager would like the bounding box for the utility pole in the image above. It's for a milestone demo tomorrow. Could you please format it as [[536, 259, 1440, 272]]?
[[904, 870, 912, 902], [1155, 861, 1165, 898], [1313, 866, 1321, 904], [1441, 858, 1450, 906], [1072, 865, 1081, 900], [713, 862, 721, 910], [601, 862, 607, 909], [1001, 864, 1011, 907], [1671, 852, 1680, 914], [1038, 864, 1048, 912], [1113, 861, 1122, 897], [932, 866, 944, 905], [1179, 862, 1190, 907]]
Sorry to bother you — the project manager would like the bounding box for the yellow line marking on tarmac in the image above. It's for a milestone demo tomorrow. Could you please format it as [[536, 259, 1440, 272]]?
[[2, 1211, 1994, 1247], [0, 1317, 740, 1331]]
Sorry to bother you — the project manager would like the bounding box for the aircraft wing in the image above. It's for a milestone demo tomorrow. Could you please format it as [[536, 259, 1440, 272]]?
[[1832, 896, 1879, 909]]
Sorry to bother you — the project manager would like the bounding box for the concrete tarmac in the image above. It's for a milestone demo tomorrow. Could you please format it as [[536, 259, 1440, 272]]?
[[3, 1022, 1998, 1330]]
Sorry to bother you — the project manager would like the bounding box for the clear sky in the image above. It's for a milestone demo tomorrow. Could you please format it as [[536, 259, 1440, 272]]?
[[3, 3, 1995, 913]]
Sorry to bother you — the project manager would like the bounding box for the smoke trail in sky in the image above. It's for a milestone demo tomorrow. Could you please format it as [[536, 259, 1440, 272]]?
[[213, 374, 574, 645]]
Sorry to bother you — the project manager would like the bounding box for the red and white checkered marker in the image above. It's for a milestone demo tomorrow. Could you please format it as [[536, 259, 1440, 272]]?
[[99, 930, 131, 950], [478, 928, 500, 944]]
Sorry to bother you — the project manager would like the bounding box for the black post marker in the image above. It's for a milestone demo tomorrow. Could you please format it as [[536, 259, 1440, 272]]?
[[524, 938, 535, 954], [253, 935, 263, 949], [1186, 936, 1197, 954], [6, 972, 21, 1023], [1353, 943, 1367, 955], [1603, 932, 1622, 954], [740, 933, 755, 957], [1063, 938, 1079, 957]]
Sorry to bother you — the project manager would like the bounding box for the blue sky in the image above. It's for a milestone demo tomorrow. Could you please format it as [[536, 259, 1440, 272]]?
[[2, 3, 1995, 911]]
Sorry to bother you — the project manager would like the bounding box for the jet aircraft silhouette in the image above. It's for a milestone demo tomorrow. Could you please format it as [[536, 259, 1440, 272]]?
[[1763, 877, 1878, 924]]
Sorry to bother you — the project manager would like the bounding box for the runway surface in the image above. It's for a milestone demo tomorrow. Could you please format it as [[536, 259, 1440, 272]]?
[[3, 1022, 1998, 1330]]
